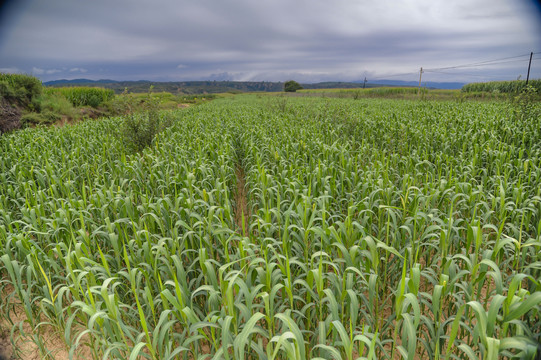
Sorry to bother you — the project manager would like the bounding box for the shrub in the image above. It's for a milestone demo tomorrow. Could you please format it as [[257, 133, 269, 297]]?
[[0, 73, 42, 109], [121, 88, 174, 152], [103, 88, 136, 115], [284, 80, 303, 92]]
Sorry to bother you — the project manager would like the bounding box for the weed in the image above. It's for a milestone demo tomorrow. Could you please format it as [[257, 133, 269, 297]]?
[[121, 87, 174, 152], [511, 85, 540, 122], [268, 94, 288, 112]]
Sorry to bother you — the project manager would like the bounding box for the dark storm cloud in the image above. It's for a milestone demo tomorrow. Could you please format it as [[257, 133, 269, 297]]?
[[0, 0, 539, 82]]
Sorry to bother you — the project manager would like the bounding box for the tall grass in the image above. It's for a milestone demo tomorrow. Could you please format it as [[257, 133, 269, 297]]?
[[45, 87, 115, 107], [0, 96, 540, 359]]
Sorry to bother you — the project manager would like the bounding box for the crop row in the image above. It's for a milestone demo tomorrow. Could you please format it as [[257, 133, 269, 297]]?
[[0, 96, 540, 359], [462, 79, 541, 94]]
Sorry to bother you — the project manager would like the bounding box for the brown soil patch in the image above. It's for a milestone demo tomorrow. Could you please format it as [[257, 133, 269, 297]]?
[[234, 165, 250, 236], [1, 285, 92, 360], [53, 115, 76, 128], [0, 331, 11, 360], [79, 107, 105, 119]]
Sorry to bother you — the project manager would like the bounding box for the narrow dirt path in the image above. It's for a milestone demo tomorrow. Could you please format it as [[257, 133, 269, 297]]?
[[234, 165, 250, 237]]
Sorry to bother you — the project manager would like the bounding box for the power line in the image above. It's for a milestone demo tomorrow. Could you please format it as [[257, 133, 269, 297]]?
[[367, 52, 540, 82], [423, 69, 489, 78], [370, 71, 419, 80], [424, 53, 536, 71], [445, 58, 530, 69], [424, 58, 533, 72]]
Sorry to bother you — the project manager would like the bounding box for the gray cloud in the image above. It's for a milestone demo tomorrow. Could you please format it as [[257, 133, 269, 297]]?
[[0, 0, 540, 82]]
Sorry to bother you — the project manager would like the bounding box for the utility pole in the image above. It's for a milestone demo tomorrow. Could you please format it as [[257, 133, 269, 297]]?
[[363, 77, 367, 89], [418, 67, 423, 95], [526, 52, 533, 86]]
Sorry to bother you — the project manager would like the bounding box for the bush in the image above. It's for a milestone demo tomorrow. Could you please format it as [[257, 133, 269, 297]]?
[[0, 73, 42, 109], [284, 80, 303, 92], [103, 88, 136, 115], [121, 88, 174, 152], [87, 94, 101, 108]]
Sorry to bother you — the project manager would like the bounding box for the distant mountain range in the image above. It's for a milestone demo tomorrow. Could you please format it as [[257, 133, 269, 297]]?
[[45, 78, 120, 85], [44, 78, 465, 94]]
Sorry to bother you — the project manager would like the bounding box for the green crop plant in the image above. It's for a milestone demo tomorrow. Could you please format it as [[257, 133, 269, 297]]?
[[462, 79, 541, 94], [0, 95, 540, 359], [44, 86, 115, 108]]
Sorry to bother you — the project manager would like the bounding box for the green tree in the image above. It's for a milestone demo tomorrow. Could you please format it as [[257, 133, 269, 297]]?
[[284, 80, 303, 92]]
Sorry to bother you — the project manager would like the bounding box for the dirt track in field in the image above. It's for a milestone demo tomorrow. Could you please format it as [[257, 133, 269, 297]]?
[[234, 165, 250, 236]]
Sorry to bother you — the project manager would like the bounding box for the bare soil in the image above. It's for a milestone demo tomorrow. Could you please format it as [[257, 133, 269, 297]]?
[[234, 165, 250, 236], [0, 331, 11, 360], [0, 285, 92, 360]]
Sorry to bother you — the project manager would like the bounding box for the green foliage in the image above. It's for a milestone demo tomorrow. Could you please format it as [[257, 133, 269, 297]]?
[[510, 85, 541, 124], [121, 88, 174, 152], [0, 73, 43, 133], [299, 87, 455, 100], [37, 92, 77, 119], [284, 80, 303, 92], [462, 79, 541, 94], [103, 88, 135, 115], [0, 73, 42, 110], [20, 110, 60, 126], [46, 80, 287, 94], [45, 86, 114, 107], [44, 80, 377, 94], [268, 94, 289, 112], [0, 96, 540, 359]]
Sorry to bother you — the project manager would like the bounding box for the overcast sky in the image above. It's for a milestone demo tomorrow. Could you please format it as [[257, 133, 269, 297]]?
[[0, 0, 540, 83]]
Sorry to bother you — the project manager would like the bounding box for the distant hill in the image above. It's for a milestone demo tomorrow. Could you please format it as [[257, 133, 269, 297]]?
[[44, 78, 120, 86], [43, 79, 383, 94], [43, 78, 465, 93], [44, 79, 281, 94]]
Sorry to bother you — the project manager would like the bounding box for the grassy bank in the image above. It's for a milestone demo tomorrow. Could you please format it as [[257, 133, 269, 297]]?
[[1, 73, 212, 134]]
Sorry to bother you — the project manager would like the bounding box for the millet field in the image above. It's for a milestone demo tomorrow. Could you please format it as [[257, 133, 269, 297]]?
[[0, 94, 540, 359]]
